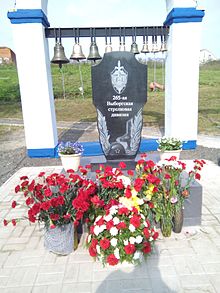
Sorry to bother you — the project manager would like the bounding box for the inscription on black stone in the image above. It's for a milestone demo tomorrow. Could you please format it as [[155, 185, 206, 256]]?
[[92, 51, 147, 161]]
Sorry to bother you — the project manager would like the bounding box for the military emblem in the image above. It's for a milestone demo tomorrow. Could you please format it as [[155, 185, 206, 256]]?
[[111, 60, 128, 94]]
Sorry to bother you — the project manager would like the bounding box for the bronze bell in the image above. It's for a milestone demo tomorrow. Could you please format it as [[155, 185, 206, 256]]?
[[87, 41, 102, 61], [130, 42, 139, 54], [141, 42, 150, 53], [105, 28, 112, 53], [51, 42, 69, 68], [152, 42, 160, 53], [70, 43, 86, 60], [119, 42, 126, 51], [161, 41, 167, 52]]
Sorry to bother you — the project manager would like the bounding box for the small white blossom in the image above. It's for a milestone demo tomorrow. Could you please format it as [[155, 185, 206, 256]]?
[[129, 237, 136, 244], [104, 214, 112, 222], [144, 221, 149, 228], [110, 227, 118, 236], [117, 175, 131, 187], [94, 225, 101, 236], [140, 213, 145, 220], [99, 224, 106, 233], [114, 248, 120, 259], [109, 205, 118, 215], [113, 217, 120, 225], [110, 238, 118, 247], [149, 236, 154, 242], [124, 239, 129, 245], [129, 224, 136, 232], [135, 235, 143, 244], [96, 245, 101, 254]]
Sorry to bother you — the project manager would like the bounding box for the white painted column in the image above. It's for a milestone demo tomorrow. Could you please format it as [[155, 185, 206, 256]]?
[[8, 0, 58, 157], [164, 0, 205, 147]]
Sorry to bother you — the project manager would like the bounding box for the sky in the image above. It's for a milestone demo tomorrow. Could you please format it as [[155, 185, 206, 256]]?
[[0, 0, 220, 59]]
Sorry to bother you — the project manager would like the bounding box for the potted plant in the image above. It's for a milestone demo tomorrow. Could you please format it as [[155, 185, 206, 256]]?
[[3, 169, 96, 255], [157, 137, 183, 160], [58, 141, 84, 172]]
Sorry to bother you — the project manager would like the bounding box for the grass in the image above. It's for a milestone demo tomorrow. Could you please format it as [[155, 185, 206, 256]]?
[[0, 60, 219, 135]]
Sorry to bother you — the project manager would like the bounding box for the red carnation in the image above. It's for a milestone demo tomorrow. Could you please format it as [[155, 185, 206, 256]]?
[[195, 173, 201, 180], [28, 180, 35, 192], [107, 254, 119, 266], [3, 219, 8, 226], [41, 201, 51, 211], [96, 217, 105, 226], [21, 180, 29, 188], [144, 227, 150, 239], [11, 201, 17, 208], [116, 222, 127, 230], [89, 245, 97, 257], [15, 185, 20, 193], [152, 231, 159, 240], [38, 172, 45, 177], [130, 215, 141, 228], [118, 207, 129, 215], [20, 176, 28, 181], [91, 238, 98, 248], [50, 214, 60, 221], [142, 242, 151, 254], [134, 178, 145, 192], [100, 238, 110, 250], [44, 188, 52, 197], [127, 170, 134, 176], [12, 219, 16, 226], [140, 153, 147, 158], [164, 173, 171, 179], [106, 220, 114, 230], [125, 187, 132, 199], [124, 243, 136, 255], [118, 162, 126, 169]]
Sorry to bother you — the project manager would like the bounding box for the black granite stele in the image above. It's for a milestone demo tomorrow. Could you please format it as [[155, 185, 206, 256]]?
[[92, 51, 147, 168]]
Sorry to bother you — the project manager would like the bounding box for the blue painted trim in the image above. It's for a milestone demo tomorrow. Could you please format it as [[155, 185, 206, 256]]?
[[27, 147, 58, 158], [164, 8, 205, 26], [7, 9, 50, 27], [27, 139, 197, 158]]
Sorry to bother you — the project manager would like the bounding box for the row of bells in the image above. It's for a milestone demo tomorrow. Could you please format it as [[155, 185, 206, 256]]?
[[51, 39, 167, 67]]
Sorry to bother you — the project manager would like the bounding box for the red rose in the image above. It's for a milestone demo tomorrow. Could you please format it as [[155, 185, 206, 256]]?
[[100, 238, 110, 250], [15, 185, 20, 193], [142, 242, 151, 254], [89, 245, 97, 257], [124, 243, 136, 255], [3, 219, 8, 226], [12, 219, 16, 226], [144, 228, 150, 239], [130, 215, 141, 228], [107, 254, 119, 266], [11, 201, 17, 208]]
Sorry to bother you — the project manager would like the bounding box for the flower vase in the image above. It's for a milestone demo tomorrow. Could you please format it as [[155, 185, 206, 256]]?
[[160, 216, 172, 237], [44, 223, 74, 255], [59, 153, 81, 172], [158, 149, 182, 161], [173, 207, 184, 233]]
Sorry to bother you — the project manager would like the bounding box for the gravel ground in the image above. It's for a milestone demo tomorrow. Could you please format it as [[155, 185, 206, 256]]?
[[1, 144, 219, 186]]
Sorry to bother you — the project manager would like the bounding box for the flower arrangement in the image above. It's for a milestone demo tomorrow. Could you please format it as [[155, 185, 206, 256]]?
[[87, 204, 159, 266], [157, 137, 183, 151], [3, 168, 96, 229], [58, 141, 84, 155]]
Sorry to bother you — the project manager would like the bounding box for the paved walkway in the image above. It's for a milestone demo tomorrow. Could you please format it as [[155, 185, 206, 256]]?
[[1, 160, 220, 292]]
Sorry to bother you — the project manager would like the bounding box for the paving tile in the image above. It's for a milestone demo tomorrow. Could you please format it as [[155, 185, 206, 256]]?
[[78, 263, 93, 282], [180, 274, 213, 288], [38, 264, 66, 274], [63, 263, 79, 283], [62, 282, 91, 293], [32, 286, 48, 293], [2, 286, 33, 293], [35, 272, 64, 286]]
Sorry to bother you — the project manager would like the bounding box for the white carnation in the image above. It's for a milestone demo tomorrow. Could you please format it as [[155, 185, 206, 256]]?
[[149, 236, 154, 242], [135, 235, 143, 244], [114, 248, 120, 259], [129, 237, 136, 244], [129, 224, 136, 232], [117, 175, 131, 187], [104, 214, 112, 222], [113, 217, 120, 225], [110, 227, 118, 236], [109, 205, 118, 215], [110, 238, 118, 247], [99, 224, 106, 233]]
